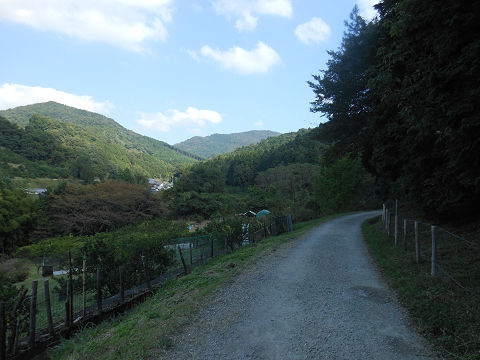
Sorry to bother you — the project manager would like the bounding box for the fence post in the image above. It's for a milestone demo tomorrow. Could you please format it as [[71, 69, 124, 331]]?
[[82, 258, 86, 318], [387, 211, 391, 236], [44, 280, 54, 336], [68, 252, 74, 323], [382, 204, 385, 223], [65, 300, 71, 334], [394, 200, 398, 246], [210, 236, 214, 258], [8, 289, 26, 354], [96, 268, 102, 314], [119, 266, 125, 303], [431, 225, 437, 277], [0, 302, 5, 360], [385, 209, 388, 232], [189, 242, 193, 266], [29, 280, 38, 348], [142, 256, 152, 291], [415, 221, 420, 264], [178, 246, 188, 274], [403, 218, 407, 251], [12, 319, 20, 355]]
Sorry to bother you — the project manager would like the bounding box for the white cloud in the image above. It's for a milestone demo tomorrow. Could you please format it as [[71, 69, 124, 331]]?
[[200, 42, 280, 74], [0, 83, 114, 114], [137, 107, 222, 132], [294, 17, 331, 45], [253, 121, 263, 127], [357, 0, 379, 20], [213, 0, 292, 32], [187, 50, 201, 62], [0, 0, 174, 51]]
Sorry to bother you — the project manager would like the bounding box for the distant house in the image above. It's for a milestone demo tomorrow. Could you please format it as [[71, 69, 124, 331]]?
[[24, 188, 48, 196]]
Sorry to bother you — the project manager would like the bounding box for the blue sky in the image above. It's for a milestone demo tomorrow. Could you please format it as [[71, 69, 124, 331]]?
[[0, 0, 377, 144]]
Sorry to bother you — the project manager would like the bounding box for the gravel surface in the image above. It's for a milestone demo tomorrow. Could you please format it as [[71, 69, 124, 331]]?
[[156, 212, 437, 360]]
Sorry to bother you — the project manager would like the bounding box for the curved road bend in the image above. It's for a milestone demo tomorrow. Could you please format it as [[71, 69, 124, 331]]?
[[158, 211, 436, 360]]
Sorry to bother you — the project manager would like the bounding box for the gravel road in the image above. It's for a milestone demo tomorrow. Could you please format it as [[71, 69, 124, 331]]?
[[157, 212, 437, 360]]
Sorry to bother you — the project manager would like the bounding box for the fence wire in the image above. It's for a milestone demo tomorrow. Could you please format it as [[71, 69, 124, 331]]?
[[1, 214, 293, 358], [382, 204, 480, 302]]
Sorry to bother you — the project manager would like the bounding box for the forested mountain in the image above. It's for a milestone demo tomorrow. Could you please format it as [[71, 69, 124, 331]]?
[[308, 1, 480, 220], [0, 102, 199, 182], [164, 129, 371, 221], [174, 130, 281, 158]]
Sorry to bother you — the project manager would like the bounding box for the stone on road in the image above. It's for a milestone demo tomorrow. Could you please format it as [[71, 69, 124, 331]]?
[[160, 212, 436, 360]]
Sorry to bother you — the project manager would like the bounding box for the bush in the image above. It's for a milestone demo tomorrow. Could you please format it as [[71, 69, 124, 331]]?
[[0, 258, 30, 283]]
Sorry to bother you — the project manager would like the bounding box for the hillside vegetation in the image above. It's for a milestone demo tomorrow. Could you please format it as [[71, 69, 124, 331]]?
[[174, 130, 281, 159], [0, 102, 199, 182], [165, 128, 376, 221]]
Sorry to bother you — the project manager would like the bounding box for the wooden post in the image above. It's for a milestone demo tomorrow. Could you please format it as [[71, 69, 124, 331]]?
[[178, 246, 188, 274], [431, 225, 437, 277], [12, 319, 20, 356], [44, 280, 54, 336], [65, 300, 71, 333], [403, 218, 408, 251], [415, 221, 420, 264], [0, 302, 5, 360], [82, 258, 86, 318], [189, 242, 193, 265], [224, 236, 227, 254], [7, 289, 27, 354], [119, 266, 125, 303], [141, 256, 152, 291], [29, 280, 38, 347], [68, 251, 73, 322], [394, 200, 398, 246], [210, 236, 214, 258], [96, 268, 102, 314]]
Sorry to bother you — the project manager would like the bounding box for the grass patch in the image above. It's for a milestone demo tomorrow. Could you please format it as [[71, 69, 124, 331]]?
[[48, 214, 342, 360], [362, 216, 480, 360]]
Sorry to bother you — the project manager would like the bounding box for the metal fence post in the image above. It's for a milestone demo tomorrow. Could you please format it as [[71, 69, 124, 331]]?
[[431, 225, 437, 277], [403, 218, 407, 250], [394, 200, 398, 246], [415, 221, 420, 264]]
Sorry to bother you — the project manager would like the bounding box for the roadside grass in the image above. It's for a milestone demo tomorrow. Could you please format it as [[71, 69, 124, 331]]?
[[362, 216, 480, 360], [49, 214, 342, 360]]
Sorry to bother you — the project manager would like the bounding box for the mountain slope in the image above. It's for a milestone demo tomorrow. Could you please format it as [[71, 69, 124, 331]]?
[[0, 102, 199, 181], [174, 130, 281, 158]]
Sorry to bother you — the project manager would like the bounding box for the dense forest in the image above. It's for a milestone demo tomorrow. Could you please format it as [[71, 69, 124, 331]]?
[[308, 0, 480, 220], [174, 130, 281, 159]]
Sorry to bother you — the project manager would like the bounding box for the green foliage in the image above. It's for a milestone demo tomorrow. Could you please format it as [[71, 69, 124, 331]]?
[[308, 6, 378, 163], [315, 156, 365, 214], [0, 180, 35, 254], [309, 1, 480, 219], [174, 130, 281, 159], [0, 102, 198, 182], [165, 129, 327, 220]]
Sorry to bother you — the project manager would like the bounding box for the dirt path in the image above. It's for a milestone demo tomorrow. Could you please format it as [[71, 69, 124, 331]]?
[[155, 212, 437, 360]]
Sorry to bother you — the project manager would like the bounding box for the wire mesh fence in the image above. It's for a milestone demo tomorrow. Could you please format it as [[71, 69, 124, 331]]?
[[0, 214, 293, 359], [382, 203, 480, 301]]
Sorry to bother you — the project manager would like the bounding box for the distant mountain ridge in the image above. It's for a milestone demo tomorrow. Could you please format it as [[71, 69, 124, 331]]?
[[0, 102, 199, 182], [174, 130, 281, 158]]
